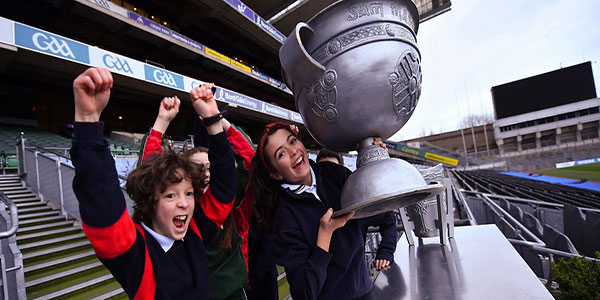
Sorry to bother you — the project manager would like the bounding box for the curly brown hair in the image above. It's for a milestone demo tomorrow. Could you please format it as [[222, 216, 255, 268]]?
[[126, 151, 206, 225]]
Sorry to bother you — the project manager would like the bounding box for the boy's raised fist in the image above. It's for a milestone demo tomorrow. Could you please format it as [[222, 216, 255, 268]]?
[[73, 67, 113, 122]]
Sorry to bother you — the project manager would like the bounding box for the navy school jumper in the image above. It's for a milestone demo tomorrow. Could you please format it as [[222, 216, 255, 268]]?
[[71, 122, 236, 299], [272, 160, 397, 300]]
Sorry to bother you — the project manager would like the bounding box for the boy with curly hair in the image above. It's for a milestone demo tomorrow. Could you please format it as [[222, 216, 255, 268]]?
[[71, 67, 236, 299]]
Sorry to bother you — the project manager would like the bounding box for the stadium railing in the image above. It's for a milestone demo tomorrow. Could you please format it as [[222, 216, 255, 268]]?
[[0, 191, 25, 300], [15, 134, 135, 221]]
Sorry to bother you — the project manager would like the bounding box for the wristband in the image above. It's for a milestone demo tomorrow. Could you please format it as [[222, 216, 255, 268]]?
[[202, 111, 226, 127]]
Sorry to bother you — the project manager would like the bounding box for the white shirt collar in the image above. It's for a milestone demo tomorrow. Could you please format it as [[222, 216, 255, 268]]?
[[281, 166, 321, 201], [141, 222, 177, 252]]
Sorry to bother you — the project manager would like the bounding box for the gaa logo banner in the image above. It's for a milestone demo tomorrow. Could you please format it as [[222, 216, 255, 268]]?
[[144, 64, 184, 90], [184, 76, 205, 93], [14, 23, 89, 64], [89, 47, 144, 80]]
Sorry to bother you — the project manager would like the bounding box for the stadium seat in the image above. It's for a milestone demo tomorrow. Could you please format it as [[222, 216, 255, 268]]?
[[6, 155, 17, 168], [522, 212, 544, 239], [498, 198, 511, 212], [508, 205, 524, 223], [563, 204, 586, 251], [582, 211, 600, 257], [498, 218, 520, 239], [466, 196, 488, 224], [542, 224, 579, 255]]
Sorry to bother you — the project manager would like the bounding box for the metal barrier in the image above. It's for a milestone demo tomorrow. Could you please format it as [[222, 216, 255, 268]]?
[[16, 134, 135, 221], [0, 192, 25, 300]]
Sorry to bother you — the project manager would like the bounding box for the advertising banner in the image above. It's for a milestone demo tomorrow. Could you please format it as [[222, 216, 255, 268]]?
[[268, 77, 284, 87], [556, 157, 600, 168], [224, 0, 256, 21], [87, 0, 129, 17], [144, 64, 184, 90], [291, 112, 303, 123], [171, 31, 204, 51], [90, 48, 145, 80], [264, 103, 290, 119], [251, 69, 269, 81], [424, 152, 459, 166], [231, 60, 251, 73], [0, 17, 13, 46], [254, 16, 286, 43], [216, 88, 263, 112], [184, 76, 205, 93], [205, 47, 231, 64], [128, 11, 172, 36], [398, 145, 426, 157], [14, 23, 90, 64]]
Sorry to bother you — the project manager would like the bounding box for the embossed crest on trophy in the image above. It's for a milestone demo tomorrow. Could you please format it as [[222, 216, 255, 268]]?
[[280, 0, 445, 218]]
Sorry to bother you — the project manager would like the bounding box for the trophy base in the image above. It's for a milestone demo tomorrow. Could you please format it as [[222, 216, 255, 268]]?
[[334, 158, 445, 219]]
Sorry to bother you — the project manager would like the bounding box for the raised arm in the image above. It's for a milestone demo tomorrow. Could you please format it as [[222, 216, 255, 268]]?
[[189, 84, 236, 241], [71, 67, 149, 298], [139, 96, 180, 165]]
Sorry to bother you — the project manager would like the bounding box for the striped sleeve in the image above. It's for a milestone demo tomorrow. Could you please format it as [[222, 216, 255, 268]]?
[[139, 128, 165, 165], [192, 131, 236, 242], [71, 122, 152, 299]]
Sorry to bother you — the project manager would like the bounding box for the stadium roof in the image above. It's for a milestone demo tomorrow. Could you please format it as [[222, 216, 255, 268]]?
[[246, 0, 452, 36]]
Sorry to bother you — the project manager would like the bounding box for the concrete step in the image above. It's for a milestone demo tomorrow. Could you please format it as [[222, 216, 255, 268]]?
[[16, 202, 47, 209], [2, 188, 32, 195], [0, 180, 21, 184], [7, 193, 37, 200], [17, 206, 53, 215], [89, 287, 126, 300], [0, 186, 29, 192], [18, 220, 74, 235], [17, 226, 82, 242], [25, 261, 102, 288], [29, 273, 115, 300], [26, 261, 103, 288], [22, 240, 91, 261], [19, 215, 66, 227], [24, 250, 96, 274], [19, 211, 60, 221], [19, 233, 87, 251], [11, 197, 42, 204]]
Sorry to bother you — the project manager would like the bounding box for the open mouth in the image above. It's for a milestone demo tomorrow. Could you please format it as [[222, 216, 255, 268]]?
[[293, 155, 305, 170], [173, 215, 188, 229]]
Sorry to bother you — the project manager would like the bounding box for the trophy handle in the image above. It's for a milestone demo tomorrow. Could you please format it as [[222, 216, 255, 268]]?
[[279, 22, 326, 95]]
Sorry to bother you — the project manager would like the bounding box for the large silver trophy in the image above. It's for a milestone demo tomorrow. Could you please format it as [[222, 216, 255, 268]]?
[[280, 0, 445, 219]]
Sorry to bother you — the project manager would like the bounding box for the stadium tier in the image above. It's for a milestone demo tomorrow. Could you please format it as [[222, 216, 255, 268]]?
[[4, 1, 600, 299]]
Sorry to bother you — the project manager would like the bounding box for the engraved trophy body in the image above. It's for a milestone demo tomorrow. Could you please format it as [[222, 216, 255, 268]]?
[[280, 0, 444, 218]]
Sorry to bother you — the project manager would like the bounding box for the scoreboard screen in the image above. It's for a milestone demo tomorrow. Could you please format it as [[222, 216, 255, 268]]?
[[491, 62, 597, 120]]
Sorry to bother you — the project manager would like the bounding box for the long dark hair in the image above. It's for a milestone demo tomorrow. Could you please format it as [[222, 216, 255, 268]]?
[[249, 124, 296, 234]]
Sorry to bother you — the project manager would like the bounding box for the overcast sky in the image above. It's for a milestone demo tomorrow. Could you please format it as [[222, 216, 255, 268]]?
[[389, 0, 600, 141]]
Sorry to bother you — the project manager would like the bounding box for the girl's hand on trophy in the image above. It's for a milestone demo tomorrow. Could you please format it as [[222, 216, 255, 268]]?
[[373, 137, 388, 152], [375, 259, 391, 271]]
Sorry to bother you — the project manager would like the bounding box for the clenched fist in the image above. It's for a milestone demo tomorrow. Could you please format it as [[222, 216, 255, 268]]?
[[73, 67, 113, 122]]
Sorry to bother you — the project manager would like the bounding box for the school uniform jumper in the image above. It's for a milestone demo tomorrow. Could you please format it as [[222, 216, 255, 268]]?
[[140, 124, 256, 300], [71, 122, 236, 300], [272, 160, 397, 300]]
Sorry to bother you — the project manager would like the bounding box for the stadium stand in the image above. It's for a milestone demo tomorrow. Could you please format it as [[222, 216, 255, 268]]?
[[453, 168, 600, 282], [455, 170, 600, 209], [0, 123, 139, 158]]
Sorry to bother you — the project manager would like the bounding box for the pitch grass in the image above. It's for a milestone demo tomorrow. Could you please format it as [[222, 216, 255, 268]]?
[[540, 163, 600, 182]]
